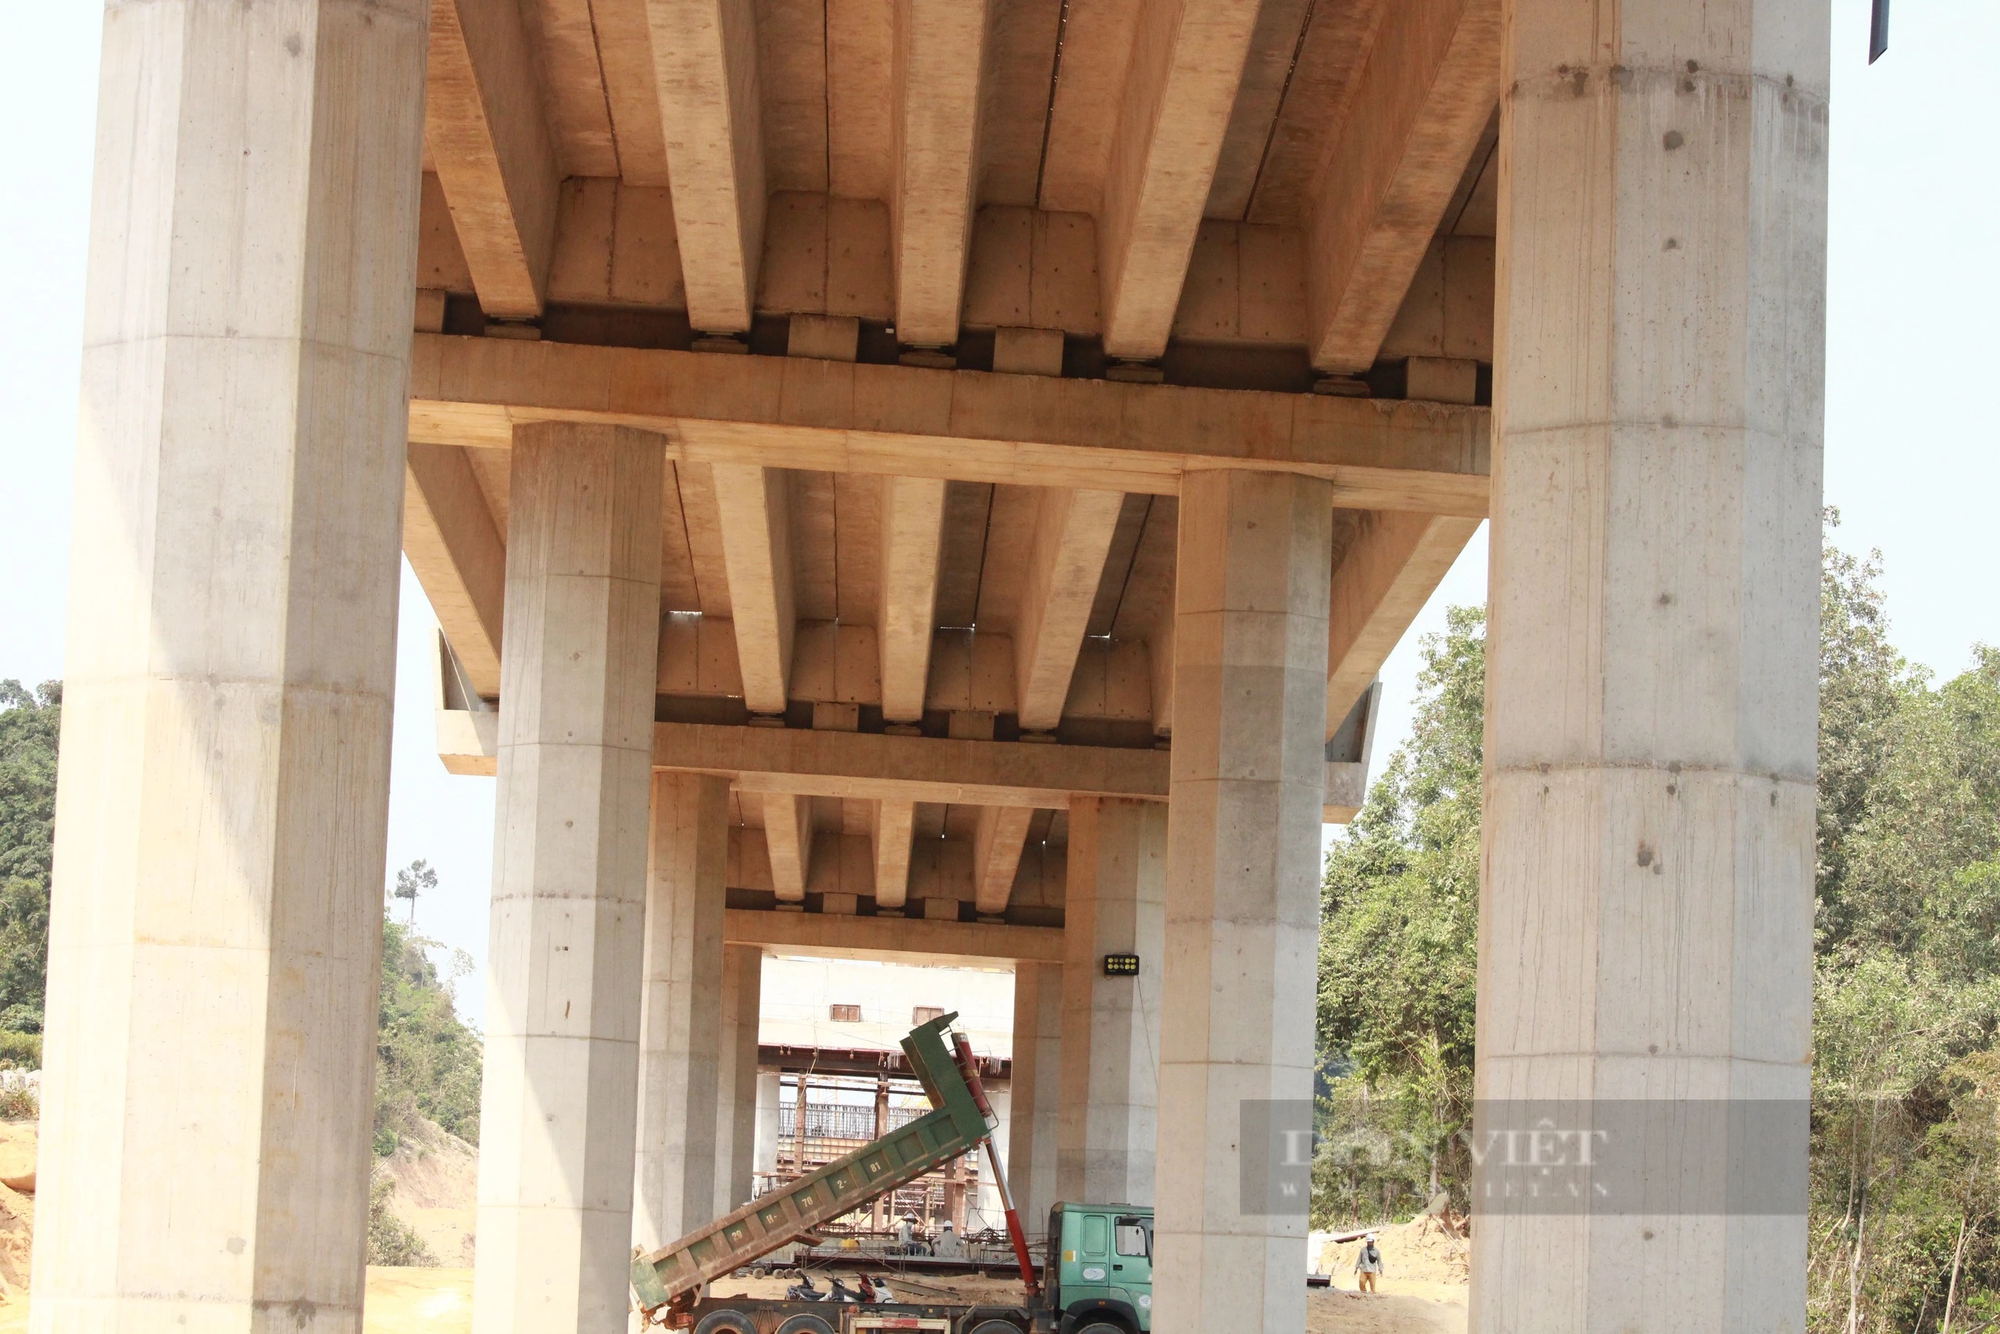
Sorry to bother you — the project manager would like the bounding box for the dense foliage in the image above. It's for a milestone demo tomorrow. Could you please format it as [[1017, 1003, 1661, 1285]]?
[[1315, 606, 1482, 1221], [1314, 517, 2000, 1331], [0, 681, 58, 1037], [375, 905, 483, 1155], [1807, 528, 2000, 1332]]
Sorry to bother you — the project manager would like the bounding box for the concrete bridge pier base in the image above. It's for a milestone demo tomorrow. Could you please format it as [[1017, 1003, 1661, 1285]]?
[[473, 424, 664, 1334], [632, 772, 730, 1250], [1058, 797, 1166, 1207], [1008, 959, 1064, 1232], [716, 943, 765, 1214], [1154, 470, 1333, 1334], [31, 0, 427, 1327], [1473, 0, 1827, 1329]]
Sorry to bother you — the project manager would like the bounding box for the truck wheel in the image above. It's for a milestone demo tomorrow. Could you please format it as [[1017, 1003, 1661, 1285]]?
[[965, 1321, 1028, 1334], [773, 1315, 838, 1334], [693, 1313, 758, 1334], [1074, 1323, 1130, 1334]]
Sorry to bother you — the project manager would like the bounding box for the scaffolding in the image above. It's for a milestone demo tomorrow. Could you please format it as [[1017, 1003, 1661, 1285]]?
[[766, 1070, 985, 1237]]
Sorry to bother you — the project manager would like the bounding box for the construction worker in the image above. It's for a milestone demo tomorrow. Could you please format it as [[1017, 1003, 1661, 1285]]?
[[1354, 1233, 1384, 1293]]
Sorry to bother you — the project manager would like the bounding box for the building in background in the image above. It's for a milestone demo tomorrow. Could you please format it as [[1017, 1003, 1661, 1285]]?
[[755, 956, 1017, 1236]]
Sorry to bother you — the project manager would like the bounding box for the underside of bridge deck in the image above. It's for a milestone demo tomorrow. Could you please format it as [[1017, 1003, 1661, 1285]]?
[[408, 4, 1500, 1317], [39, 0, 1826, 1328]]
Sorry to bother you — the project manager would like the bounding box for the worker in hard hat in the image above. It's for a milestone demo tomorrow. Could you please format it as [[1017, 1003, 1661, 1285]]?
[[1354, 1233, 1384, 1293]]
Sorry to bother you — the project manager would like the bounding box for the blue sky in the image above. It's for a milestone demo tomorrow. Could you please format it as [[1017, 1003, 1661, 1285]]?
[[6, 0, 1995, 1025]]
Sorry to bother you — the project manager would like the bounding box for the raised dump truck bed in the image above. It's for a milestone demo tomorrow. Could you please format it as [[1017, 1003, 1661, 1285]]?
[[632, 1014, 999, 1324]]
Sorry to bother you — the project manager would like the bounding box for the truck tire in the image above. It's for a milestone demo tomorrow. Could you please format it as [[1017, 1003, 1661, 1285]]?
[[693, 1313, 758, 1334], [964, 1320, 1028, 1334], [773, 1314, 839, 1334], [1074, 1323, 1131, 1334]]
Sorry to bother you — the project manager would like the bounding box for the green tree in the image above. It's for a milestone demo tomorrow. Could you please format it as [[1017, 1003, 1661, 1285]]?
[[0, 680, 59, 1037], [393, 858, 437, 925], [1313, 520, 2000, 1332], [1806, 557, 2000, 1330], [1817, 510, 1909, 951], [1315, 606, 1483, 1222], [375, 910, 483, 1154]]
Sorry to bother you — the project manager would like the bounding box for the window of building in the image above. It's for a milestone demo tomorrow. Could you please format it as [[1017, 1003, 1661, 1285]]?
[[913, 1006, 945, 1025], [830, 1004, 862, 1022]]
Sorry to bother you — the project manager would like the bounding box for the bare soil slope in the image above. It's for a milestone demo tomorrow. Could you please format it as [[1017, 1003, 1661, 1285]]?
[[380, 1119, 478, 1266]]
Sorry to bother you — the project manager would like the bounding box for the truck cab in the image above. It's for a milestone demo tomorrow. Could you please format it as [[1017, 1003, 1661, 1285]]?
[[1043, 1203, 1153, 1332]]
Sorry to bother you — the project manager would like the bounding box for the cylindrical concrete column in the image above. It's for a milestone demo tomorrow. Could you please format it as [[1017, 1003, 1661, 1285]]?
[[1058, 797, 1165, 1206], [474, 424, 664, 1334], [1476, 3, 1826, 1330], [715, 943, 765, 1214], [632, 772, 729, 1251], [1008, 959, 1063, 1235], [33, 1, 428, 1328], [1156, 470, 1332, 1334]]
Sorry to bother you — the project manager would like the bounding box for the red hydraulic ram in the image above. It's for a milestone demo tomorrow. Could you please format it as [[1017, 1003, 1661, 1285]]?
[[952, 1031, 1041, 1300]]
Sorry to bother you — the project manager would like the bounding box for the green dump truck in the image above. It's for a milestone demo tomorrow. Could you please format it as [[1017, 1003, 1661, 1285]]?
[[631, 1014, 1156, 1333], [653, 1201, 1156, 1334], [1040, 1202, 1154, 1332]]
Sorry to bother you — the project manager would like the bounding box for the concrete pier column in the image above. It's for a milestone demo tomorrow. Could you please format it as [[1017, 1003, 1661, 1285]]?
[[1155, 471, 1332, 1334], [32, 1, 427, 1327], [754, 1071, 783, 1184], [1058, 798, 1165, 1205], [1475, 2, 1826, 1330], [715, 943, 765, 1213], [1008, 960, 1063, 1232], [474, 424, 664, 1334], [631, 772, 729, 1251]]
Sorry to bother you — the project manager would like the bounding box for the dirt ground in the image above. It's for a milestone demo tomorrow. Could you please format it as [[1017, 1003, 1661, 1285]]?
[[363, 1267, 473, 1334], [1305, 1289, 1466, 1334], [1317, 1220, 1471, 1306]]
